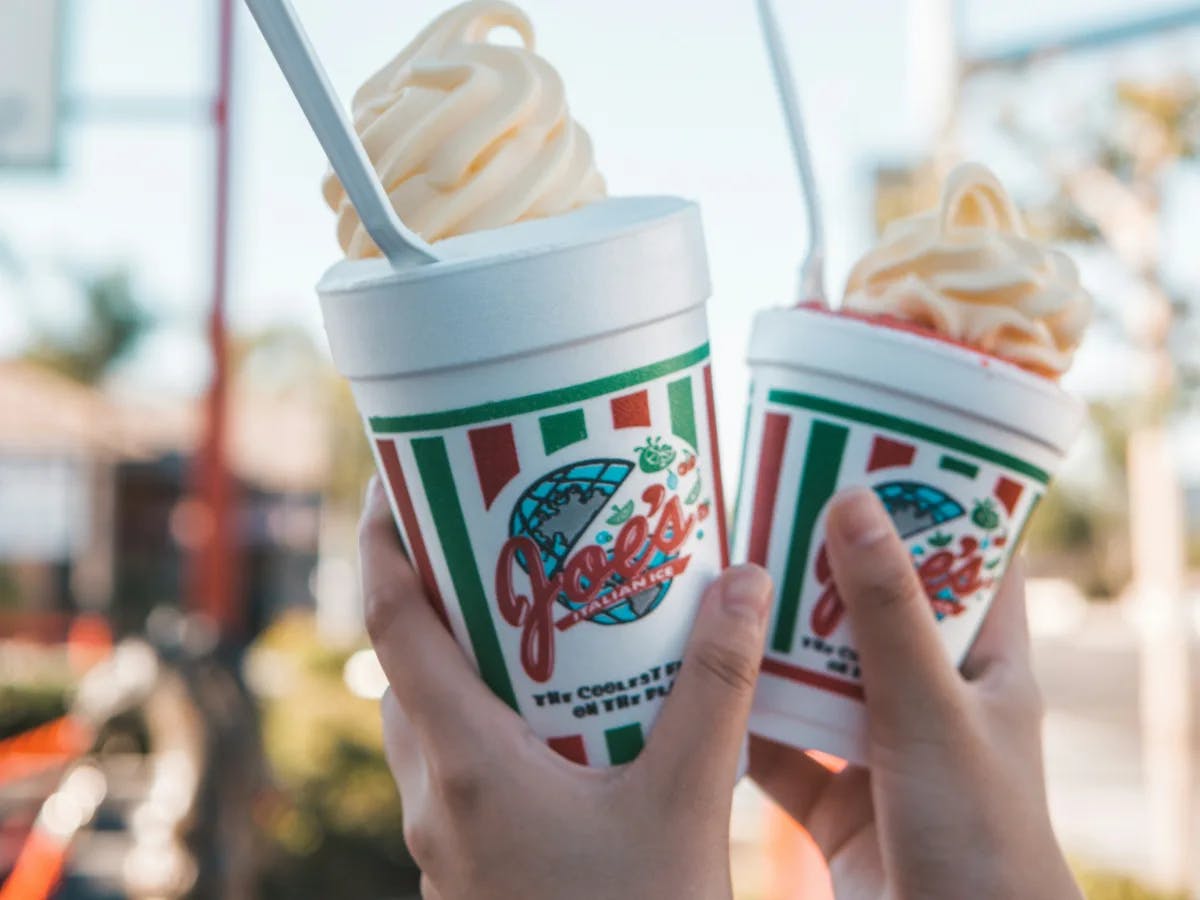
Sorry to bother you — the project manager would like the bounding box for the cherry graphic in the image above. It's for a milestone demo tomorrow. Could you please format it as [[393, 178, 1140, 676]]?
[[642, 484, 666, 516]]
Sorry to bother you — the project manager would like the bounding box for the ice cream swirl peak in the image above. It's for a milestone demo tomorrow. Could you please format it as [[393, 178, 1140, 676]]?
[[842, 163, 1091, 377], [322, 0, 607, 258]]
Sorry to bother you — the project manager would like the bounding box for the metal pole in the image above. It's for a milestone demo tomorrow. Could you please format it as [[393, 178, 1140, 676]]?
[[1129, 282, 1194, 895], [190, 0, 239, 637], [966, 5, 1200, 73]]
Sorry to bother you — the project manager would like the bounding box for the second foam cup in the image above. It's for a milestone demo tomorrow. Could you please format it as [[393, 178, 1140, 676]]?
[[319, 197, 729, 767], [732, 305, 1085, 765]]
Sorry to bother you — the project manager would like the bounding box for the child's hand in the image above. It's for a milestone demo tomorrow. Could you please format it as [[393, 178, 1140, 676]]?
[[750, 487, 1083, 900], [360, 478, 774, 900]]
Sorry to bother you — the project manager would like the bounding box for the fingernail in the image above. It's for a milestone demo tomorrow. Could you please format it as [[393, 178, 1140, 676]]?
[[830, 488, 891, 548], [721, 566, 772, 623]]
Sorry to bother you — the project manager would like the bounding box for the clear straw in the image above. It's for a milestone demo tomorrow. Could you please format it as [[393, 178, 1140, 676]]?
[[756, 0, 826, 302], [244, 0, 439, 266]]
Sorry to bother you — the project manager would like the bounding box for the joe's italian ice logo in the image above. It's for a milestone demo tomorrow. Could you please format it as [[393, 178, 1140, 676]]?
[[812, 481, 1012, 637], [495, 435, 714, 683], [744, 401, 1043, 682]]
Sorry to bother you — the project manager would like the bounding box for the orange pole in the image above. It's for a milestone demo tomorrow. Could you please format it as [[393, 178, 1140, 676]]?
[[189, 0, 241, 637], [0, 830, 69, 900]]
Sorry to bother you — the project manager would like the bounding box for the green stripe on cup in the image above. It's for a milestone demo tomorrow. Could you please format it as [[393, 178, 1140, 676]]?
[[539, 409, 587, 455], [371, 344, 710, 434], [767, 390, 1050, 485], [604, 723, 645, 765], [668, 377, 698, 450], [411, 437, 519, 712], [939, 455, 980, 479], [772, 421, 849, 655]]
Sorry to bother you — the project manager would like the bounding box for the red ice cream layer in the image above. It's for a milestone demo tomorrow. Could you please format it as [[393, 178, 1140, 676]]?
[[794, 300, 1059, 382]]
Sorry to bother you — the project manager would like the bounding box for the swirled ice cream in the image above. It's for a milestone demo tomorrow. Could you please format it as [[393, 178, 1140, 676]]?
[[322, 0, 607, 258], [842, 163, 1091, 378]]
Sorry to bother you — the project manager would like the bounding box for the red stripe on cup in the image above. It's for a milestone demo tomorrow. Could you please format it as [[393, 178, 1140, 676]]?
[[702, 366, 730, 568], [747, 413, 791, 566], [375, 439, 451, 629], [761, 656, 864, 701], [994, 475, 1024, 516], [866, 435, 916, 471], [548, 735, 588, 765], [610, 390, 651, 429], [468, 424, 521, 510]]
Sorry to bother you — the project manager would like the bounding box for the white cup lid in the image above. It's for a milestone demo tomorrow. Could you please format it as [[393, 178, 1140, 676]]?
[[318, 197, 710, 380], [748, 306, 1086, 456]]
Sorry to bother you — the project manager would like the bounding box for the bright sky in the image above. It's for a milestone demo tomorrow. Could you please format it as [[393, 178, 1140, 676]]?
[[1, 0, 1198, 475]]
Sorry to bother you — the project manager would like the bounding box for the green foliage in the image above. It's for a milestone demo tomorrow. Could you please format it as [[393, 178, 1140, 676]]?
[[28, 270, 152, 384], [1076, 865, 1190, 900], [1025, 484, 1099, 553], [1021, 400, 1141, 597], [0, 683, 69, 740], [324, 374, 376, 511], [0, 566, 21, 610], [252, 614, 420, 899], [231, 323, 376, 511]]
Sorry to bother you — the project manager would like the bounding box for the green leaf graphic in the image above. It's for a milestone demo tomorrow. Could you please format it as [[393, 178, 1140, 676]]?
[[606, 500, 635, 526], [928, 532, 953, 548], [685, 473, 703, 505]]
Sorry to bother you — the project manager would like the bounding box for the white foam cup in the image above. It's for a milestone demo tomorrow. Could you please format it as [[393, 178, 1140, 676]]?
[[732, 305, 1085, 766], [319, 198, 729, 767]]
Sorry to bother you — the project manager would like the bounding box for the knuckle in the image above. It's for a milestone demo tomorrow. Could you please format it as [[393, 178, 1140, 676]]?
[[862, 566, 924, 613], [435, 760, 488, 815], [403, 819, 438, 869], [362, 584, 398, 644], [694, 638, 759, 694]]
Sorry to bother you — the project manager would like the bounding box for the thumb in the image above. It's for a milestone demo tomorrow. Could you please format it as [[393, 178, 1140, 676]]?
[[641, 565, 773, 797], [824, 487, 962, 745]]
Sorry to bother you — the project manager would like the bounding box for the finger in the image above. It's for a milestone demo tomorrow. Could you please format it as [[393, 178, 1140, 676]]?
[[747, 735, 836, 826], [961, 558, 1031, 681], [361, 477, 524, 747], [803, 765, 875, 863], [420, 874, 445, 900], [641, 565, 774, 798], [381, 688, 425, 798], [384, 692, 452, 880], [824, 488, 963, 741]]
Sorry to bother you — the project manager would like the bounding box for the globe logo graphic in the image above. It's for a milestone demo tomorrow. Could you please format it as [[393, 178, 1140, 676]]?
[[873, 481, 966, 539], [508, 458, 680, 626], [872, 480, 1010, 620]]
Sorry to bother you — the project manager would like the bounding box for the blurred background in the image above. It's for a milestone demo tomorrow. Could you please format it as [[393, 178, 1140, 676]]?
[[0, 0, 1197, 897]]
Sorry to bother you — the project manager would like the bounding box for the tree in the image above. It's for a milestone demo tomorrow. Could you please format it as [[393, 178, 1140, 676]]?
[[971, 65, 1199, 895], [26, 269, 153, 385]]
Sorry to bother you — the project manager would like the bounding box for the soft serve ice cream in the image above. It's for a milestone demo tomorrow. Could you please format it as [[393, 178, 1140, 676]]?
[[307, 2, 724, 767], [322, 0, 607, 258], [842, 163, 1091, 378], [733, 164, 1092, 764]]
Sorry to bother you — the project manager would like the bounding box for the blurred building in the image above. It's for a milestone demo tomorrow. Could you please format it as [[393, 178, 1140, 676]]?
[[0, 359, 325, 643]]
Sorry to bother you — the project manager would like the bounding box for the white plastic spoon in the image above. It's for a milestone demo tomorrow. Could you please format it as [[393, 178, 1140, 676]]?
[[244, 0, 439, 266], [757, 0, 826, 303]]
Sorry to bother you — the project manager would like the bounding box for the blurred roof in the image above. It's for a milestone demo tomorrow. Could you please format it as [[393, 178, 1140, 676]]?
[[0, 360, 328, 492], [0, 360, 158, 458]]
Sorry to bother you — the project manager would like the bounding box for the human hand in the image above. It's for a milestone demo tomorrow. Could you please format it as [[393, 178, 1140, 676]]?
[[360, 478, 774, 900], [750, 487, 1082, 900]]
